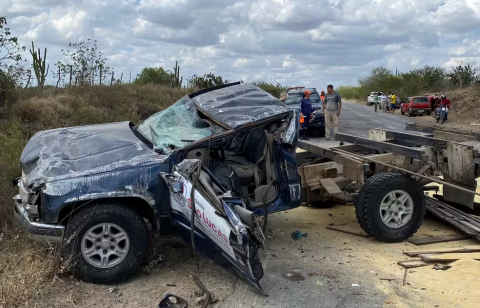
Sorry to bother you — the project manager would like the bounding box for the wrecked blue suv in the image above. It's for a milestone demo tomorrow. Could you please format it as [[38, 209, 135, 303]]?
[[13, 82, 301, 293]]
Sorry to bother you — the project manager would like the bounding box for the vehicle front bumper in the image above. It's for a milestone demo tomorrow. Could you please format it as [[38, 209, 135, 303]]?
[[308, 114, 325, 128], [14, 195, 64, 247]]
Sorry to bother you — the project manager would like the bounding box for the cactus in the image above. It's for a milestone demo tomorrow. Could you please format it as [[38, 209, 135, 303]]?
[[29, 41, 49, 91], [172, 61, 183, 87]]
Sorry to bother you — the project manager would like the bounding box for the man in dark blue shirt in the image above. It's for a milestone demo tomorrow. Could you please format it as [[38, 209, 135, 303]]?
[[300, 90, 312, 140]]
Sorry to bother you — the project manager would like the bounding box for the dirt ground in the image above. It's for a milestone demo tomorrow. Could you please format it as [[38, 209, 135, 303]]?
[[413, 113, 480, 134], [39, 202, 480, 308]]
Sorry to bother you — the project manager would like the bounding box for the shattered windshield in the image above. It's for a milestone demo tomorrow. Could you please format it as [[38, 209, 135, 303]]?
[[137, 96, 222, 153]]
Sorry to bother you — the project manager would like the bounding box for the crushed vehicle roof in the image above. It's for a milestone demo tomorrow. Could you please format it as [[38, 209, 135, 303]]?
[[190, 82, 291, 129]]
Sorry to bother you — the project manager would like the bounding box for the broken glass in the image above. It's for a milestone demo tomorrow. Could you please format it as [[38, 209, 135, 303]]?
[[137, 97, 221, 153]]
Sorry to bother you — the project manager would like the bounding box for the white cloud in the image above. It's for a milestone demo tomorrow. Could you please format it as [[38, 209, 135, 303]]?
[[1, 0, 480, 89]]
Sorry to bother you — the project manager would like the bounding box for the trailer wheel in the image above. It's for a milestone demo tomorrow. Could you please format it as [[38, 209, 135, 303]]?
[[355, 172, 425, 243]]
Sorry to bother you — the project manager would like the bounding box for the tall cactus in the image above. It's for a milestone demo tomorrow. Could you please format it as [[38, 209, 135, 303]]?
[[29, 41, 49, 91], [172, 61, 183, 87]]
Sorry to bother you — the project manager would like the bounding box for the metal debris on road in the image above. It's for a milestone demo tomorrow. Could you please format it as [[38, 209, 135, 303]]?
[[158, 294, 188, 308], [193, 276, 211, 308], [282, 271, 306, 282], [433, 264, 451, 271]]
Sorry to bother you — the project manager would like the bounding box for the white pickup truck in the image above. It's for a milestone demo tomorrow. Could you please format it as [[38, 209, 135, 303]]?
[[367, 92, 379, 106]]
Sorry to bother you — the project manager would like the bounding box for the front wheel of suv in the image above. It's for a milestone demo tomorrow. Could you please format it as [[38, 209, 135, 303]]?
[[64, 202, 149, 284]]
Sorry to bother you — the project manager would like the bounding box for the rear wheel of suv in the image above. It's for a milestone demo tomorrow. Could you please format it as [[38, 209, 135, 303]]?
[[64, 202, 149, 284]]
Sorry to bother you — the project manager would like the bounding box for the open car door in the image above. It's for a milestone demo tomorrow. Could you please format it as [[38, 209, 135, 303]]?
[[161, 159, 267, 294]]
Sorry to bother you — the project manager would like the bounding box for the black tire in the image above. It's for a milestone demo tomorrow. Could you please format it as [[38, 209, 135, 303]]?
[[317, 126, 326, 137], [355, 172, 425, 243], [307, 126, 326, 138], [64, 202, 149, 284], [307, 127, 319, 137]]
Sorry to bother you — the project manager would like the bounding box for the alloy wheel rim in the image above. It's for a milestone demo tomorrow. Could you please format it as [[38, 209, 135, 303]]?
[[379, 190, 414, 229], [81, 223, 130, 268]]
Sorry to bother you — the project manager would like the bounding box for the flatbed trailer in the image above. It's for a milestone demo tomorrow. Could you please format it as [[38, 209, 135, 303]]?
[[296, 125, 480, 242]]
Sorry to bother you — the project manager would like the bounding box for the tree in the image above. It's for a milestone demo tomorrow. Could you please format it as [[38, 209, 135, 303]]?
[[135, 61, 183, 87], [359, 67, 404, 96], [252, 81, 286, 98], [187, 73, 226, 88], [57, 39, 110, 86], [448, 64, 479, 88], [0, 16, 26, 86], [1, 16, 26, 104], [417, 65, 446, 92], [135, 67, 173, 85]]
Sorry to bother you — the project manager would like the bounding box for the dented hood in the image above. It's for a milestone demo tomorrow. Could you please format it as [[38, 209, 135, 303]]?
[[191, 83, 291, 129], [20, 121, 161, 188]]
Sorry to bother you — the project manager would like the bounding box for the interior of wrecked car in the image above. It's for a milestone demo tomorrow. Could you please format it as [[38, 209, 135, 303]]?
[[182, 120, 283, 211], [136, 83, 293, 213]]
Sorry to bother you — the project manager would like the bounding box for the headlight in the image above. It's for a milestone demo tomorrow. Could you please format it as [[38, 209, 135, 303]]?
[[19, 181, 33, 204], [22, 170, 27, 184]]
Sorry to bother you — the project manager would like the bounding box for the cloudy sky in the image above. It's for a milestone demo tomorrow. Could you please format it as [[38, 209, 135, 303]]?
[[2, 0, 480, 89]]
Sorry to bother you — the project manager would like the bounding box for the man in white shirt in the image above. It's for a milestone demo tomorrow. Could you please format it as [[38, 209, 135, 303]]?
[[380, 93, 388, 112]]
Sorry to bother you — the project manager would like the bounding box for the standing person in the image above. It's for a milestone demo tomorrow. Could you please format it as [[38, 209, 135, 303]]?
[[380, 92, 387, 112], [429, 95, 436, 116], [387, 92, 392, 111], [320, 90, 326, 104], [390, 92, 397, 114], [300, 90, 312, 140], [373, 92, 379, 112], [440, 95, 452, 121], [322, 84, 342, 143]]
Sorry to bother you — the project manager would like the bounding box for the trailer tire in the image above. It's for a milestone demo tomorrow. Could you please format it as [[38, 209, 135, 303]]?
[[355, 172, 425, 243]]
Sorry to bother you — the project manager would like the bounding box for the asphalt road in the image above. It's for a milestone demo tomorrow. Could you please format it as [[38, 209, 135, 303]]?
[[222, 102, 412, 308], [329, 101, 409, 137]]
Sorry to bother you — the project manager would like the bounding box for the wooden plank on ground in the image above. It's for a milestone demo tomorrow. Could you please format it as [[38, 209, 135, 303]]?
[[326, 224, 369, 238], [403, 245, 480, 257], [397, 260, 430, 269], [408, 233, 470, 246], [418, 252, 480, 263], [319, 178, 342, 195]]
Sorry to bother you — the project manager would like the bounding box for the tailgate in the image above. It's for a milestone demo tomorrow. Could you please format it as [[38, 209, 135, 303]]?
[[411, 98, 429, 109]]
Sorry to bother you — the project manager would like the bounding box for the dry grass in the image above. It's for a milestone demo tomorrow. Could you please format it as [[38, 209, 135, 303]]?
[[0, 84, 191, 307], [443, 85, 480, 125]]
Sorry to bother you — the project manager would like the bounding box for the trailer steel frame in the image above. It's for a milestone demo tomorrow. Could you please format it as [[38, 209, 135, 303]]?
[[296, 125, 480, 242]]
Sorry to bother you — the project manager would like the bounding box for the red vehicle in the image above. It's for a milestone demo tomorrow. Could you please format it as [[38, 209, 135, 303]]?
[[401, 96, 432, 117]]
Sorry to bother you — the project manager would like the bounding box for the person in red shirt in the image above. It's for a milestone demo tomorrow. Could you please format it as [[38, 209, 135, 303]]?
[[440, 95, 451, 121]]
